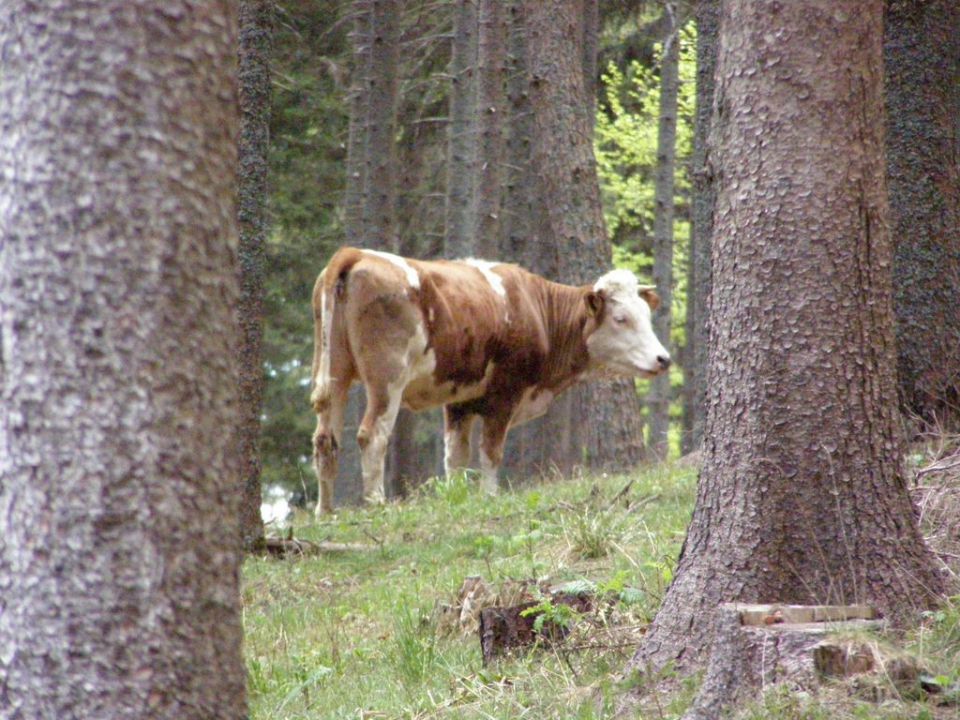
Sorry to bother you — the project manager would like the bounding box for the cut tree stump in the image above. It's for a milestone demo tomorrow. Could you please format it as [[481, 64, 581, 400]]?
[[683, 603, 883, 720], [478, 592, 593, 665]]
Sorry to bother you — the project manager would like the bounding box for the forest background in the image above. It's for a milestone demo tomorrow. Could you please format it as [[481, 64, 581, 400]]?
[[262, 0, 699, 500]]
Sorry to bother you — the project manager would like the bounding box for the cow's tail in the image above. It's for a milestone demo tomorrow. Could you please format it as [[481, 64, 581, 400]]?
[[310, 249, 363, 413], [310, 268, 335, 413]]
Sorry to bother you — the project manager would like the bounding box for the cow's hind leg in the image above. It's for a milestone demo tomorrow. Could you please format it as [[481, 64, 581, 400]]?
[[312, 379, 350, 517], [357, 381, 404, 505], [443, 405, 476, 477]]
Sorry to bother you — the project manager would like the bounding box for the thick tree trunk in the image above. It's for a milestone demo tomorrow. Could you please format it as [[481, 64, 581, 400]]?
[[581, 0, 599, 128], [649, 6, 679, 460], [631, 0, 945, 677], [885, 0, 960, 432], [681, 0, 719, 454], [445, 0, 478, 258], [0, 3, 247, 718], [527, 0, 646, 472], [237, 0, 272, 552], [473, 0, 507, 258]]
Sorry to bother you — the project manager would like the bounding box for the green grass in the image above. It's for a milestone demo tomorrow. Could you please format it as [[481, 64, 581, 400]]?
[[243, 460, 960, 719], [243, 463, 697, 719]]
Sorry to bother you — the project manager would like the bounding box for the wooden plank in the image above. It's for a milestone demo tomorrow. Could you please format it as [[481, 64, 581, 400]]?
[[735, 603, 877, 626]]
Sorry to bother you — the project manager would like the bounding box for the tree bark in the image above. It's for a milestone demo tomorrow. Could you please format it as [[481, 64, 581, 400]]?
[[237, 0, 272, 552], [0, 2, 247, 718], [885, 0, 960, 432], [344, 0, 372, 237], [631, 0, 945, 677], [649, 4, 680, 460], [472, 0, 507, 258], [527, 0, 646, 472], [581, 0, 600, 129], [363, 0, 401, 248], [445, 0, 478, 258], [681, 0, 719, 454]]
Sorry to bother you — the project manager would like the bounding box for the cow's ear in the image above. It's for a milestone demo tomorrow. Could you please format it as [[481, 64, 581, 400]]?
[[585, 290, 604, 317], [639, 287, 660, 310]]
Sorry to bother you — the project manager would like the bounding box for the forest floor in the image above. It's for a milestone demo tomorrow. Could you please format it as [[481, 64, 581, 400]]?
[[242, 439, 960, 720]]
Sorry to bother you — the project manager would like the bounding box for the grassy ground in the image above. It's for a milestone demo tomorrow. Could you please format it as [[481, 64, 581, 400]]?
[[242, 446, 960, 720]]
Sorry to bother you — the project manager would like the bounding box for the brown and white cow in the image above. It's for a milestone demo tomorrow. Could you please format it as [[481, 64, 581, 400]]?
[[309, 247, 670, 515]]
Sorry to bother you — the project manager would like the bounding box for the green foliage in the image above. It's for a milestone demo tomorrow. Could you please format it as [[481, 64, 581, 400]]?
[[243, 463, 699, 718], [391, 600, 439, 692], [520, 594, 583, 635]]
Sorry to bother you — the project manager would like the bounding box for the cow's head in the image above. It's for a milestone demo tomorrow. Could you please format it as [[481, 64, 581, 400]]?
[[584, 269, 671, 378]]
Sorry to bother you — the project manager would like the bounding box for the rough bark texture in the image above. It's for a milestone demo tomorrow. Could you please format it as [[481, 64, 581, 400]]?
[[498, 0, 535, 265], [0, 3, 247, 718], [363, 0, 400, 247], [681, 0, 718, 453], [649, 7, 679, 460], [581, 0, 599, 128], [527, 0, 646, 471], [473, 0, 507, 258], [885, 0, 960, 431], [344, 0, 372, 236], [630, 0, 945, 677], [238, 0, 272, 552], [445, 0, 478, 258]]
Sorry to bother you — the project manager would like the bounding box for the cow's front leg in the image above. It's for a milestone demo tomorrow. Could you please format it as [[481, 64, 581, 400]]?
[[477, 409, 511, 494], [443, 404, 476, 477], [357, 381, 403, 505], [312, 380, 350, 517]]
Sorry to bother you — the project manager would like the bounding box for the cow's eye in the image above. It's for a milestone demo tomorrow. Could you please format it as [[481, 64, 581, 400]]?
[[613, 315, 628, 325]]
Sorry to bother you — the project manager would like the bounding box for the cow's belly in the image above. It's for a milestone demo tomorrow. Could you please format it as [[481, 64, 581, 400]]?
[[400, 362, 496, 411]]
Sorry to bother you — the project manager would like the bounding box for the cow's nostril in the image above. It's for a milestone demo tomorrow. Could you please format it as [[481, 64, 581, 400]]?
[[657, 355, 671, 370]]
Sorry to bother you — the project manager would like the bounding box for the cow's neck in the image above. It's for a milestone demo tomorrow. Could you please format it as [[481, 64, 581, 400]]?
[[537, 281, 592, 389]]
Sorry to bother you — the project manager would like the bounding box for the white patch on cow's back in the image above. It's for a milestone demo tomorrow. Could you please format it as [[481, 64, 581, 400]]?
[[463, 259, 506, 298], [363, 249, 420, 289]]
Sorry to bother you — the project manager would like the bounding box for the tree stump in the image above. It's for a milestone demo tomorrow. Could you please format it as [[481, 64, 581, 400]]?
[[683, 603, 882, 720]]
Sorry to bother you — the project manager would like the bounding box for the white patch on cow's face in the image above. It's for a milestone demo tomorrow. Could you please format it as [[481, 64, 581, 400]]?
[[585, 269, 670, 377], [362, 249, 420, 289], [463, 259, 507, 298]]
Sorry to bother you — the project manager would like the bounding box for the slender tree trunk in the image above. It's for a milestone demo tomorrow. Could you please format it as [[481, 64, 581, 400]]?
[[445, 0, 478, 258], [527, 0, 646, 472], [344, 0, 372, 238], [363, 0, 400, 248], [0, 3, 247, 718], [237, 0, 272, 552], [631, 0, 945, 677], [649, 5, 679, 460], [473, 0, 507, 258], [682, 0, 719, 454], [885, 0, 960, 432]]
